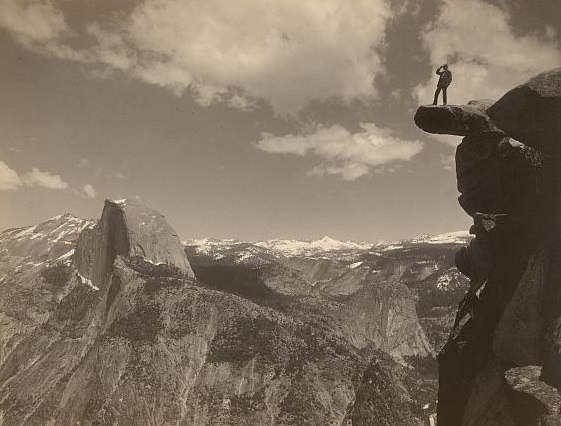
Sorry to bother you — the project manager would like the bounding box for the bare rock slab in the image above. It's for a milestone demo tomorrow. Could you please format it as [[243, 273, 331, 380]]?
[[414, 100, 504, 136]]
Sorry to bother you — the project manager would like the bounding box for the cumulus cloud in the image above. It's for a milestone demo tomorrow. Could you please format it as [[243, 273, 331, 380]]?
[[255, 123, 423, 180], [0, 0, 82, 61], [22, 168, 69, 189], [82, 184, 97, 198], [415, 0, 561, 106], [0, 161, 23, 190], [0, 161, 70, 191], [0, 0, 67, 46], [0, 0, 393, 115]]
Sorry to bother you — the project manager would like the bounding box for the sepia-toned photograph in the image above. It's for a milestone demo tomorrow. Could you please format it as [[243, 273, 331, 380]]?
[[0, 0, 560, 424]]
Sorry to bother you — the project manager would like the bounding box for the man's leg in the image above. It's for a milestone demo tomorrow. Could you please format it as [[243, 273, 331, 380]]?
[[443, 87, 447, 105], [433, 87, 441, 105]]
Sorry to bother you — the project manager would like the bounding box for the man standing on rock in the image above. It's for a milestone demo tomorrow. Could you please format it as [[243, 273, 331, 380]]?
[[433, 64, 452, 105]]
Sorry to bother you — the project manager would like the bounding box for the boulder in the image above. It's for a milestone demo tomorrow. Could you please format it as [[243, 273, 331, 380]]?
[[74, 199, 194, 289], [456, 136, 544, 216], [414, 99, 504, 136], [488, 68, 561, 158]]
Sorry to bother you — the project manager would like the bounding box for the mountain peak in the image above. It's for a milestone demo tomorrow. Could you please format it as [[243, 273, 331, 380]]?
[[74, 199, 195, 289], [0, 213, 95, 260], [254, 236, 373, 256]]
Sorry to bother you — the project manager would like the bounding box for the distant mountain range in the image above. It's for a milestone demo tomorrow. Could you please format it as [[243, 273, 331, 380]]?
[[184, 230, 472, 258]]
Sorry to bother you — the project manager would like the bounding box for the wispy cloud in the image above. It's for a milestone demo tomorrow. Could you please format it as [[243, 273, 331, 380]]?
[[414, 0, 561, 106], [440, 154, 455, 172], [82, 184, 97, 198], [255, 123, 423, 180], [0, 0, 393, 115], [21, 168, 68, 189], [113, 172, 128, 181]]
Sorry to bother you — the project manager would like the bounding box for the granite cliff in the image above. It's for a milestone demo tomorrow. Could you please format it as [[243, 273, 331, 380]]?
[[415, 68, 561, 425], [74, 199, 195, 290]]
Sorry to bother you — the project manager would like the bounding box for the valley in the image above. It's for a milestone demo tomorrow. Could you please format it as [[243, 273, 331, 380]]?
[[0, 201, 469, 425]]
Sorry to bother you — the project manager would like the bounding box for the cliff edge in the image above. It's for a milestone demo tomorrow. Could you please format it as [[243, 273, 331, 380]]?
[[74, 198, 194, 289], [415, 68, 561, 426]]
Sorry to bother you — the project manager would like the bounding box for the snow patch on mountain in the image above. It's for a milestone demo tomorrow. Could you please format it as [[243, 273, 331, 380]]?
[[409, 231, 472, 245], [255, 236, 373, 256], [184, 236, 374, 258], [380, 244, 404, 251], [436, 269, 464, 290], [377, 230, 472, 252], [56, 249, 75, 261], [184, 231, 471, 259], [77, 272, 99, 291], [183, 238, 241, 255], [0, 214, 96, 265]]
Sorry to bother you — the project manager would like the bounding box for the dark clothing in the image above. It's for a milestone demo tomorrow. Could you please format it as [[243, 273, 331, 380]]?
[[433, 86, 447, 105], [433, 66, 452, 105], [437, 68, 452, 87]]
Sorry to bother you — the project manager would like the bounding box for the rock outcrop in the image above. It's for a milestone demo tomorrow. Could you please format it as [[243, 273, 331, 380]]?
[[74, 199, 195, 288], [415, 69, 561, 425], [414, 99, 504, 136]]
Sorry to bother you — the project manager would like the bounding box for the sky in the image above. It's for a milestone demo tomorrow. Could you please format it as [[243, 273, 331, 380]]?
[[0, 0, 560, 242]]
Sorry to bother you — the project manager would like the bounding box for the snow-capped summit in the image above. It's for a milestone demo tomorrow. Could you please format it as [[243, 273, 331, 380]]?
[[0, 213, 96, 268], [411, 233, 431, 243], [417, 230, 472, 245], [184, 231, 472, 259], [378, 230, 472, 251]]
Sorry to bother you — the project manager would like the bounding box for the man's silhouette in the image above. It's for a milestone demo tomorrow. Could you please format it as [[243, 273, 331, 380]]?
[[433, 64, 452, 105]]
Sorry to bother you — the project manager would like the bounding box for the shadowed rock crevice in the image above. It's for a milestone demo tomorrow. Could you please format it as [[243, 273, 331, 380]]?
[[415, 68, 561, 426]]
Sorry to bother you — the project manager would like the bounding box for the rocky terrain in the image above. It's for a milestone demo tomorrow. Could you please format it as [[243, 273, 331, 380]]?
[[184, 231, 471, 356], [415, 68, 561, 425], [0, 198, 471, 425]]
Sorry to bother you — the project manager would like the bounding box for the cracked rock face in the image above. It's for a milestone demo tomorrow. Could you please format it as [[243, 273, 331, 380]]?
[[74, 199, 195, 289], [415, 69, 561, 426]]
